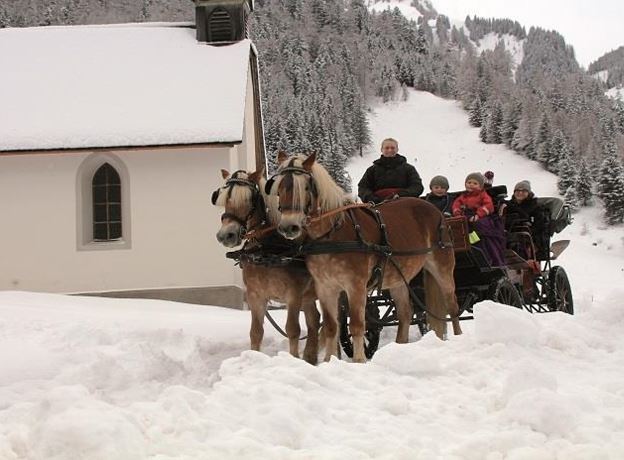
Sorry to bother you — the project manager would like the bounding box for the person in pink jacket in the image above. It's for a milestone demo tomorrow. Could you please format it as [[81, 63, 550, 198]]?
[[452, 172, 505, 266], [452, 172, 494, 222]]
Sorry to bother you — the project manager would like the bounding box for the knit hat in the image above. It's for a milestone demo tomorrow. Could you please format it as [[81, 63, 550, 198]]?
[[465, 172, 485, 188], [514, 180, 531, 192], [429, 175, 449, 190]]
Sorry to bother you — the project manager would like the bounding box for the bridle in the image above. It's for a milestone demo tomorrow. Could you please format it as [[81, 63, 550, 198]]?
[[265, 165, 319, 216], [212, 171, 266, 237]]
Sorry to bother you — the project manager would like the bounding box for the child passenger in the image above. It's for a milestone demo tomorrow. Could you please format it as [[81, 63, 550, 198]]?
[[452, 172, 506, 266], [425, 175, 453, 216]]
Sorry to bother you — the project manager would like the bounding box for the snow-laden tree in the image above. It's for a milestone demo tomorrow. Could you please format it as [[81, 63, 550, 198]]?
[[563, 185, 580, 212], [485, 101, 503, 144], [597, 142, 624, 223], [468, 98, 484, 127], [575, 158, 594, 206]]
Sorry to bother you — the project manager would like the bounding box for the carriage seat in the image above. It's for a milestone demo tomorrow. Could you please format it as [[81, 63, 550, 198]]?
[[486, 185, 508, 206], [535, 197, 572, 236]]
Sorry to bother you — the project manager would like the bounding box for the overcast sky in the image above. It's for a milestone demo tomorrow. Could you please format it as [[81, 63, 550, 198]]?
[[431, 0, 624, 67]]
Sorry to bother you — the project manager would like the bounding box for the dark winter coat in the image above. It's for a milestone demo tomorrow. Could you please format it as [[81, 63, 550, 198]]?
[[425, 192, 455, 215], [504, 194, 543, 229], [357, 154, 424, 203], [504, 193, 549, 259]]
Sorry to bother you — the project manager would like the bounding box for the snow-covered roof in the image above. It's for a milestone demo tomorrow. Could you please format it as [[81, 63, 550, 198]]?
[[0, 24, 254, 152]]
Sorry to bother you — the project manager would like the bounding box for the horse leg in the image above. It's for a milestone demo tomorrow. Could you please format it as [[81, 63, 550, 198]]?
[[247, 290, 267, 351], [284, 291, 302, 359], [301, 285, 320, 365], [315, 287, 339, 362], [388, 284, 412, 343], [347, 285, 368, 363]]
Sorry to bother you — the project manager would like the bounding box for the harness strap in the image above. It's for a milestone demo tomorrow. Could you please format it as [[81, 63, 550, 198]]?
[[265, 309, 308, 341], [298, 240, 436, 256]]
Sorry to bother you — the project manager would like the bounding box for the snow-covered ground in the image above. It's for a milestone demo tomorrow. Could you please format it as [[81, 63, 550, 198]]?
[[2, 90, 624, 459]]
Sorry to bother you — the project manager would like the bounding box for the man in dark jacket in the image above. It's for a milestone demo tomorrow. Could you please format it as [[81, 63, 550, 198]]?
[[358, 138, 424, 203]]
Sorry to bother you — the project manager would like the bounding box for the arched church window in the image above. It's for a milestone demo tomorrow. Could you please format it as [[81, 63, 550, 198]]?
[[92, 163, 122, 241]]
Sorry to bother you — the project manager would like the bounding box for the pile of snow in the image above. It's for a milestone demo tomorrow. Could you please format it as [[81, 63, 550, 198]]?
[[1, 291, 623, 459]]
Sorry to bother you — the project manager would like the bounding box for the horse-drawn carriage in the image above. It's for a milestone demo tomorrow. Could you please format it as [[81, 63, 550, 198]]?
[[213, 153, 574, 363], [338, 186, 574, 359]]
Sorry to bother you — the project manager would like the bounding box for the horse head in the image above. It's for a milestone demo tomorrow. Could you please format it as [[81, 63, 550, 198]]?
[[212, 167, 264, 247], [266, 151, 349, 240]]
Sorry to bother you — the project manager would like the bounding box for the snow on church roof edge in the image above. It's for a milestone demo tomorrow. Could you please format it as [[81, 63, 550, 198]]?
[[0, 24, 255, 153]]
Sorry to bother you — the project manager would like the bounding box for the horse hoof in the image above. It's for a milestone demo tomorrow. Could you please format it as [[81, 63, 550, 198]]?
[[303, 353, 318, 365]]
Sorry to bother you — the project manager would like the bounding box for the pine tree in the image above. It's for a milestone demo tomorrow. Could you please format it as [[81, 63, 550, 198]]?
[[479, 118, 488, 142], [437, 62, 456, 98], [575, 158, 593, 206], [556, 141, 576, 195], [414, 24, 428, 55], [597, 142, 624, 224], [613, 98, 624, 134], [563, 185, 579, 212], [468, 98, 483, 127], [546, 129, 567, 173], [485, 101, 503, 144], [501, 99, 522, 146], [534, 113, 551, 166]]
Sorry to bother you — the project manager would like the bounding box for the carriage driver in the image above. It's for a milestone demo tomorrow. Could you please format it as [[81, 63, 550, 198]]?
[[358, 138, 424, 203]]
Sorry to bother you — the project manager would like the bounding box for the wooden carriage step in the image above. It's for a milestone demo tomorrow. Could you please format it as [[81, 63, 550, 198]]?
[[550, 240, 570, 260]]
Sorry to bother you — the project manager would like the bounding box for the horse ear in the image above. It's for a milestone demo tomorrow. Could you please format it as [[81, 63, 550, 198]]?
[[221, 169, 230, 180], [211, 190, 220, 205], [249, 165, 265, 184], [277, 150, 288, 164], [302, 152, 316, 171]]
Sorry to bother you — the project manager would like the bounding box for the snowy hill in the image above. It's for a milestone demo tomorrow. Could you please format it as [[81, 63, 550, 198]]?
[[1, 90, 624, 459], [475, 32, 525, 74], [367, 0, 434, 22]]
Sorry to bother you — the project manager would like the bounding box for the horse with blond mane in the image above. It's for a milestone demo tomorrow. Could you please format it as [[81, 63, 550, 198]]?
[[266, 152, 462, 363], [212, 168, 321, 364]]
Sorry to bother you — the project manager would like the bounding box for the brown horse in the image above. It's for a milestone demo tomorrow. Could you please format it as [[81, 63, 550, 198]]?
[[266, 152, 462, 363], [213, 168, 320, 364]]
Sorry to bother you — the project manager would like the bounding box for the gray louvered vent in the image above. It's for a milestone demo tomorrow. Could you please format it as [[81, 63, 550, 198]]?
[[208, 9, 233, 42], [193, 0, 253, 45]]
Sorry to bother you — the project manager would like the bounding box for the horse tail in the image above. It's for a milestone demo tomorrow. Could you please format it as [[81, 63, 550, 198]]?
[[423, 270, 448, 340]]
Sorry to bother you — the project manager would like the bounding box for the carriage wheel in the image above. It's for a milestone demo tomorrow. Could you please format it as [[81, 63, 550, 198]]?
[[338, 292, 382, 359], [547, 266, 574, 314], [490, 278, 523, 309]]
